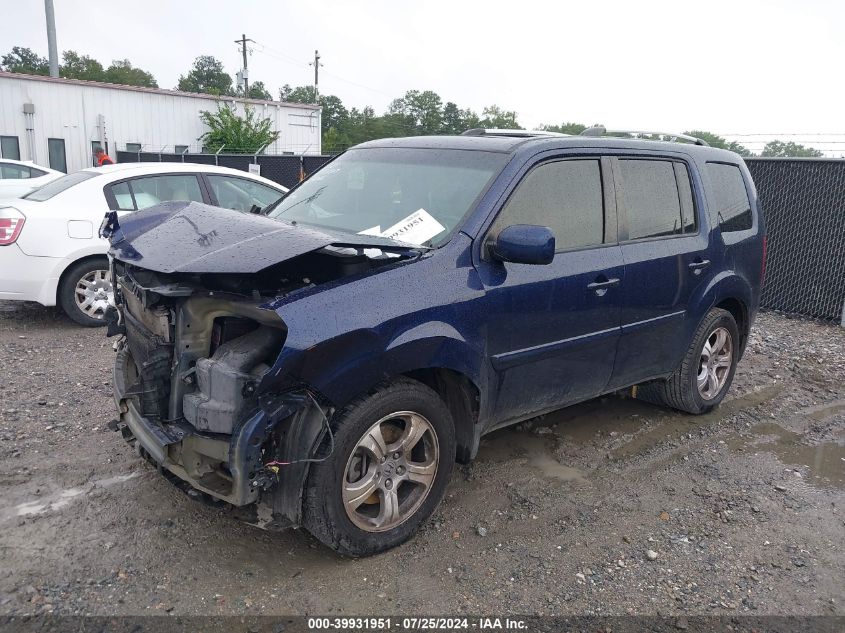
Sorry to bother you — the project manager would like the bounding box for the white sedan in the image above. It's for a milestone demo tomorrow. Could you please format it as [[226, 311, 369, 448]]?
[[0, 158, 64, 201], [0, 162, 287, 325]]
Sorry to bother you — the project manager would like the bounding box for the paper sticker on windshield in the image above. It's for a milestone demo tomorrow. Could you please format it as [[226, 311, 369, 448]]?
[[381, 209, 446, 245], [358, 225, 382, 236]]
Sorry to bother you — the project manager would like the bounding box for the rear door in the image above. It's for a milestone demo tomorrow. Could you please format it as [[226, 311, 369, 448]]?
[[475, 155, 624, 427], [607, 156, 711, 389]]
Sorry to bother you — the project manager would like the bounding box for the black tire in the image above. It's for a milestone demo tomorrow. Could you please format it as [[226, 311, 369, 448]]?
[[303, 378, 456, 556], [58, 258, 112, 327], [637, 308, 739, 415]]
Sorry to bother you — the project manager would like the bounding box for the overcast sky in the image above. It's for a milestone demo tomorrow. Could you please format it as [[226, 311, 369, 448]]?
[[3, 0, 844, 153]]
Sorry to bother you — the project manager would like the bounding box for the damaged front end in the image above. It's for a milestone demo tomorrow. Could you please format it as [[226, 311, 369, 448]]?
[[104, 202, 420, 529]]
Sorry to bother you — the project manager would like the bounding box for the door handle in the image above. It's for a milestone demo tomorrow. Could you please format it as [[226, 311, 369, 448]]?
[[688, 259, 711, 275], [587, 278, 620, 296]]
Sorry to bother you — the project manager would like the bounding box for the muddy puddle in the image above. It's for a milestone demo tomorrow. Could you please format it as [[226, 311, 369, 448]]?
[[479, 429, 589, 483], [727, 399, 845, 490], [480, 384, 783, 470]]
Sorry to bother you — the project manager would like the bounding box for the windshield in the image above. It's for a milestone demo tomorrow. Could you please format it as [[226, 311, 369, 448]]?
[[267, 148, 507, 246], [24, 171, 99, 201]]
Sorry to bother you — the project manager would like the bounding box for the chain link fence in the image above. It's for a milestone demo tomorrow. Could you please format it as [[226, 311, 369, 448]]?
[[745, 158, 845, 324], [115, 151, 845, 325]]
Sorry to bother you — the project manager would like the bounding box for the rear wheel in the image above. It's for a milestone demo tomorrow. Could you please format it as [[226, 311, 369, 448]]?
[[303, 378, 455, 556], [638, 308, 739, 414], [59, 259, 113, 327]]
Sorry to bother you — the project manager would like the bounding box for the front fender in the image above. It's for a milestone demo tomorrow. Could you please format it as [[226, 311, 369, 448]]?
[[265, 322, 485, 408]]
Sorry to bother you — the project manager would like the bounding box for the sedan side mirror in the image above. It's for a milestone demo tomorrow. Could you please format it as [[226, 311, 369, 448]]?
[[489, 224, 555, 265]]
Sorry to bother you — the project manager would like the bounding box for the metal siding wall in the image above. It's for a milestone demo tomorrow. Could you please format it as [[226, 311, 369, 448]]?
[[0, 75, 321, 172]]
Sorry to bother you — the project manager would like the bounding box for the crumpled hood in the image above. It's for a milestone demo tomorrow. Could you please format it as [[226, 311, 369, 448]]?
[[105, 201, 415, 274]]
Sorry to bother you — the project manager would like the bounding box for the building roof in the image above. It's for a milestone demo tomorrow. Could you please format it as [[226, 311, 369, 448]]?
[[0, 71, 321, 110]]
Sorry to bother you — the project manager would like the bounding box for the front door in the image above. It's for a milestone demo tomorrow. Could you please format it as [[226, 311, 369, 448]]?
[[475, 156, 623, 427]]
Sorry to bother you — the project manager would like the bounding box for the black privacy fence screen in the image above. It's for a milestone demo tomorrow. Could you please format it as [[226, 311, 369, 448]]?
[[116, 152, 845, 325], [745, 158, 845, 324]]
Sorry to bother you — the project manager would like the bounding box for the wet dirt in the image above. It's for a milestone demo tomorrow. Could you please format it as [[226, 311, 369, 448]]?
[[1, 303, 844, 617]]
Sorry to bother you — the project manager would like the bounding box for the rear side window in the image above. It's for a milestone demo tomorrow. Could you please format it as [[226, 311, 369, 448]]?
[[25, 171, 100, 201], [706, 162, 753, 232], [491, 159, 604, 252], [107, 174, 204, 210], [618, 159, 691, 240]]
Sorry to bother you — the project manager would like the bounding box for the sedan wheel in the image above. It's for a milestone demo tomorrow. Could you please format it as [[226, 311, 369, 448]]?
[[343, 411, 439, 532], [74, 268, 113, 321], [59, 259, 113, 327]]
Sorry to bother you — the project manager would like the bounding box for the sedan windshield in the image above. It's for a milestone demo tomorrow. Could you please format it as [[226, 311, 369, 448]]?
[[267, 148, 507, 246]]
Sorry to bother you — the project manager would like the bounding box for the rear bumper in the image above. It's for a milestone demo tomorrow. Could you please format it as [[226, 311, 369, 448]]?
[[0, 244, 61, 305]]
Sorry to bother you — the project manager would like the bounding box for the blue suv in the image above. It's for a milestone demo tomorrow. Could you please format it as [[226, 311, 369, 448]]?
[[106, 128, 766, 555]]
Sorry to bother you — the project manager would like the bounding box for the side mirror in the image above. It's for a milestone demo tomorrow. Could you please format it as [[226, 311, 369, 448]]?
[[489, 224, 555, 265]]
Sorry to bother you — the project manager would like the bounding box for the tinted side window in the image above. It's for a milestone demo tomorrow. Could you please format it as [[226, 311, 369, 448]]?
[[675, 162, 696, 233], [706, 162, 752, 232], [618, 159, 684, 240], [491, 159, 604, 252]]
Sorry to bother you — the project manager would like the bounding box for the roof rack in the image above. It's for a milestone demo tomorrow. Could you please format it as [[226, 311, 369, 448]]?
[[461, 128, 570, 138], [580, 126, 709, 146]]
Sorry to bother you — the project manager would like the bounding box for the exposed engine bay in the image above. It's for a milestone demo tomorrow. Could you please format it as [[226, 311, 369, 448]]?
[[108, 242, 415, 529]]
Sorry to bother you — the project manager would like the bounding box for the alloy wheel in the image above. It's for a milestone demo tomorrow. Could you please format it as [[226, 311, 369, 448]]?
[[697, 326, 733, 400], [342, 411, 439, 532]]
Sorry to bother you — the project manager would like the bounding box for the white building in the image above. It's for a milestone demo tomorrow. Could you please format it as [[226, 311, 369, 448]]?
[[0, 71, 321, 173]]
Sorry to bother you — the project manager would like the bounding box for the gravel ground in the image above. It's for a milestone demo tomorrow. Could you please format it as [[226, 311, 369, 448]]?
[[0, 301, 843, 617]]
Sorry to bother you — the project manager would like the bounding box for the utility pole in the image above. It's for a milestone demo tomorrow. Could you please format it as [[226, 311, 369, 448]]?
[[44, 0, 59, 77], [235, 33, 254, 95], [309, 50, 322, 103]]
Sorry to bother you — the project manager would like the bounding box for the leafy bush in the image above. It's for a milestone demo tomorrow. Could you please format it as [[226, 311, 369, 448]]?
[[198, 105, 280, 153]]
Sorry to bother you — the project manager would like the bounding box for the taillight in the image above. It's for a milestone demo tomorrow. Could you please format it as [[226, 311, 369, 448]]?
[[0, 208, 26, 246], [761, 235, 768, 284]]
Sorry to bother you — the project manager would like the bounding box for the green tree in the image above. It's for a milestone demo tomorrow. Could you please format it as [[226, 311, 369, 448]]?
[[539, 122, 591, 135], [178, 56, 232, 95], [441, 102, 479, 134], [479, 105, 520, 129], [239, 80, 272, 100], [395, 90, 444, 135], [60, 50, 104, 81], [104, 59, 157, 87], [198, 105, 279, 153], [683, 130, 751, 156], [761, 140, 823, 158], [1, 46, 49, 75], [280, 84, 316, 103]]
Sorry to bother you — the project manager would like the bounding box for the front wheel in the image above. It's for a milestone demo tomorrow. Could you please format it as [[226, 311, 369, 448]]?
[[638, 308, 739, 414], [303, 379, 455, 556], [58, 259, 113, 327]]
